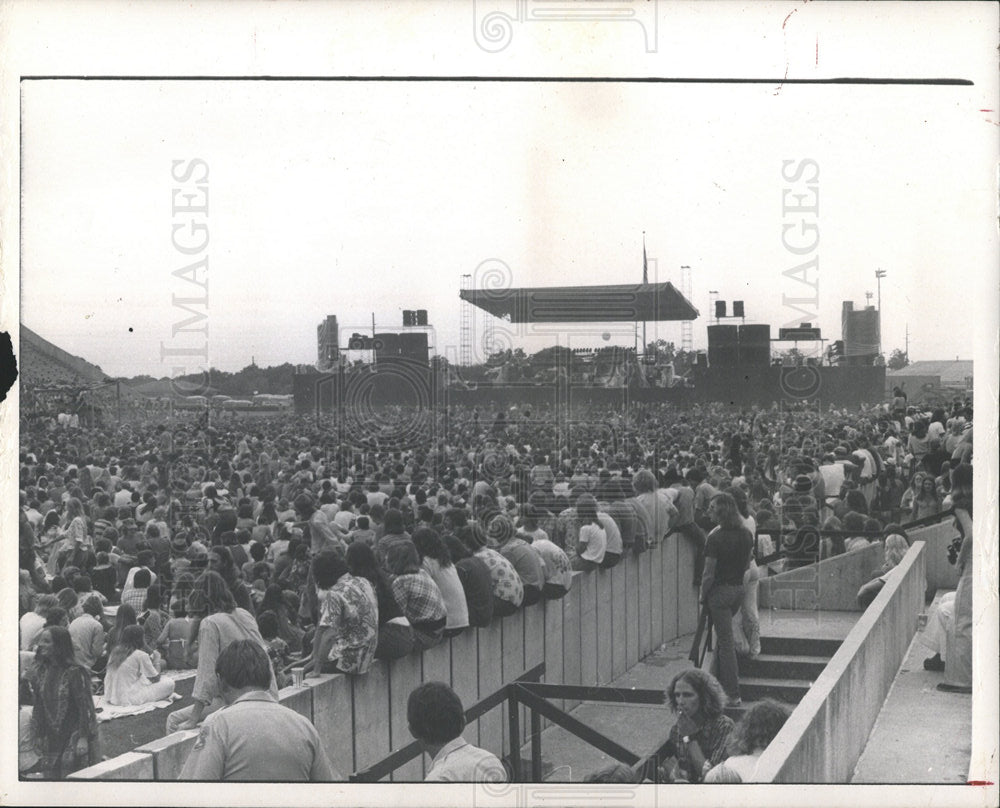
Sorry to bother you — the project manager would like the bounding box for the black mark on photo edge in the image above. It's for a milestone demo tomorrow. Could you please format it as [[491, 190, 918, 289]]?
[[0, 330, 18, 403]]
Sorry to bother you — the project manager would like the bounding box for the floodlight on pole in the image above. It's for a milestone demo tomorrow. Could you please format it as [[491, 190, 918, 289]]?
[[875, 269, 886, 357]]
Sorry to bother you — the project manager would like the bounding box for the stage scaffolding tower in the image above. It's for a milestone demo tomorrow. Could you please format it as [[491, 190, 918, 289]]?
[[680, 265, 693, 352], [460, 273, 473, 367]]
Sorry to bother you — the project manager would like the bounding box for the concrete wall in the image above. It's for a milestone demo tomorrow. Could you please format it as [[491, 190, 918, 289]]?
[[71, 537, 695, 780], [759, 543, 884, 611], [758, 520, 958, 611], [754, 541, 927, 783]]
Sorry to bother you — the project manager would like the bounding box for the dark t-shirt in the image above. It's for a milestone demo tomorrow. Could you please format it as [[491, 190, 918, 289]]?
[[705, 526, 752, 585], [454, 556, 494, 627]]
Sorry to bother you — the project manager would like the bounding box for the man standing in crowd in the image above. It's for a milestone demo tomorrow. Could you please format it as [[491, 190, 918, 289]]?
[[179, 640, 339, 781]]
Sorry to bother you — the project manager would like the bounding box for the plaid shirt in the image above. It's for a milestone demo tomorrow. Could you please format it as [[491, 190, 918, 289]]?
[[121, 586, 148, 613], [391, 569, 446, 625]]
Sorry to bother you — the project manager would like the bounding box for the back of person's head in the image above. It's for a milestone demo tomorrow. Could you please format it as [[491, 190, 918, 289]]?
[[730, 699, 790, 755], [444, 507, 468, 530], [312, 550, 349, 589], [632, 469, 657, 494], [133, 568, 152, 589], [194, 570, 237, 615], [710, 492, 742, 530], [407, 681, 465, 745], [56, 587, 78, 612], [44, 607, 69, 629], [256, 610, 278, 640], [346, 540, 381, 581], [842, 511, 866, 533], [356, 515, 370, 530], [487, 514, 516, 545], [36, 593, 59, 617], [883, 534, 909, 568], [82, 594, 103, 618], [386, 539, 422, 576], [383, 508, 405, 535], [584, 763, 637, 784], [443, 533, 472, 562], [215, 639, 272, 691]]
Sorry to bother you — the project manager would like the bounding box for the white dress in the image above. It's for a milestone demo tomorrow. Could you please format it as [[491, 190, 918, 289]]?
[[105, 650, 175, 706]]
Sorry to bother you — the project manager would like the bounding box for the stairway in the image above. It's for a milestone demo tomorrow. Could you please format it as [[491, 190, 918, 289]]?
[[725, 635, 842, 720]]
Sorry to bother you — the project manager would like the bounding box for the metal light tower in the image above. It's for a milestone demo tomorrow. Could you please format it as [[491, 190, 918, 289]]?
[[680, 265, 693, 352], [875, 269, 886, 357]]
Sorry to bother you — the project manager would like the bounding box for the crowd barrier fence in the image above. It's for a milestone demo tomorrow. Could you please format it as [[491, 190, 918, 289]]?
[[70, 534, 701, 781]]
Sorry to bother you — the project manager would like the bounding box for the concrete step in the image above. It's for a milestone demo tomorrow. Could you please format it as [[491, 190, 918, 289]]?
[[759, 635, 842, 658], [739, 653, 829, 680], [739, 675, 813, 703]]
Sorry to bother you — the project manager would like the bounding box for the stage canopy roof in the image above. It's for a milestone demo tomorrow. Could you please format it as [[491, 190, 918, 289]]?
[[460, 281, 699, 323]]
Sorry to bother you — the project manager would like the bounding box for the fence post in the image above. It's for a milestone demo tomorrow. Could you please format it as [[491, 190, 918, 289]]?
[[507, 686, 521, 782]]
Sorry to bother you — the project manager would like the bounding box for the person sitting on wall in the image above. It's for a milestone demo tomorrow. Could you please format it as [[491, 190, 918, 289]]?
[[407, 681, 507, 783]]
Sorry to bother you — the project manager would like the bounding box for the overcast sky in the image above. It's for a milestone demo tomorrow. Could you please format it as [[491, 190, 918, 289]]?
[[18, 8, 996, 378]]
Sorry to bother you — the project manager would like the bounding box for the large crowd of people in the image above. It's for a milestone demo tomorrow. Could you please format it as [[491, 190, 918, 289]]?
[[16, 392, 974, 780]]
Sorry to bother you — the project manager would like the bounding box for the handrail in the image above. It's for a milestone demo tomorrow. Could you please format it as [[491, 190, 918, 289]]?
[[349, 668, 677, 784], [349, 663, 545, 783]]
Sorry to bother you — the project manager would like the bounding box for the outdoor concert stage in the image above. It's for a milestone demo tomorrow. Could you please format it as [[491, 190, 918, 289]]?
[[293, 362, 886, 413]]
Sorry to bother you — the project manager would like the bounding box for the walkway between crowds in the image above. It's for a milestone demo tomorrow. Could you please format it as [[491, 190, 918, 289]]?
[[851, 591, 971, 783], [519, 609, 857, 781]]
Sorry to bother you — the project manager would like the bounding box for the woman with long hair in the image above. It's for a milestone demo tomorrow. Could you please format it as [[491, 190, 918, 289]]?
[[259, 583, 305, 653], [26, 626, 100, 778], [386, 540, 447, 652], [346, 541, 414, 660], [704, 699, 790, 783], [910, 475, 942, 521], [574, 494, 607, 570], [700, 493, 753, 706], [412, 526, 469, 636], [104, 625, 175, 706], [107, 603, 138, 650], [856, 533, 911, 609], [164, 571, 276, 734], [62, 497, 91, 551], [208, 545, 255, 615], [659, 669, 735, 783]]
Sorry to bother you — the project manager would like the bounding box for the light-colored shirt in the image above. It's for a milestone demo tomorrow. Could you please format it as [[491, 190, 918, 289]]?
[[179, 691, 340, 781], [69, 613, 105, 669], [19, 612, 46, 651], [425, 736, 507, 782]]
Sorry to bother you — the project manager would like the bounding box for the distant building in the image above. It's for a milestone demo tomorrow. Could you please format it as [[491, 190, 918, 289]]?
[[886, 359, 973, 402], [317, 315, 339, 370]]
